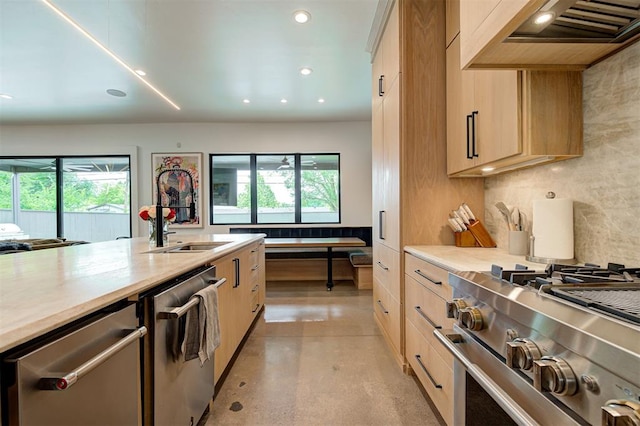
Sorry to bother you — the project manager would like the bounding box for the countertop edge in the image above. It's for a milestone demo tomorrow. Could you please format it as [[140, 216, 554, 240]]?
[[0, 234, 265, 353]]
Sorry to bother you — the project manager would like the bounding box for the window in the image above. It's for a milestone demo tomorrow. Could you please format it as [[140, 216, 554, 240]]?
[[210, 153, 340, 224], [0, 156, 131, 242]]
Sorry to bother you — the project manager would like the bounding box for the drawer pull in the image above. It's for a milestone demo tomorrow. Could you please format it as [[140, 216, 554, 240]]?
[[414, 354, 443, 389], [251, 265, 259, 271], [377, 261, 389, 271], [252, 303, 260, 313], [415, 269, 442, 285], [252, 284, 259, 293], [39, 326, 147, 391], [414, 306, 441, 329], [376, 299, 389, 314]]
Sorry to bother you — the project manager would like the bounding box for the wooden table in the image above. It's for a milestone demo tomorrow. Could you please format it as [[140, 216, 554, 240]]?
[[264, 237, 366, 290]]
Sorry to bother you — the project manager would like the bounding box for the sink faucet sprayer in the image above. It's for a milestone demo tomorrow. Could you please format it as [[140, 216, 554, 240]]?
[[155, 167, 196, 247]]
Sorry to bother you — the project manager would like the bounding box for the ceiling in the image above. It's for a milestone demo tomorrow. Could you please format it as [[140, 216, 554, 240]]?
[[0, 0, 379, 125]]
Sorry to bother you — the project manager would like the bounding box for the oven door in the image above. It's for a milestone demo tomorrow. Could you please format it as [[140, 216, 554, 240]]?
[[434, 326, 583, 426]]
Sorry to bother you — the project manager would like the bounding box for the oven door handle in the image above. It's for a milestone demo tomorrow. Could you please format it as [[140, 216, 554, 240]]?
[[434, 329, 539, 426]]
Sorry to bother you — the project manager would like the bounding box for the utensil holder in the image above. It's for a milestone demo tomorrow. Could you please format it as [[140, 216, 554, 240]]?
[[508, 230, 529, 255]]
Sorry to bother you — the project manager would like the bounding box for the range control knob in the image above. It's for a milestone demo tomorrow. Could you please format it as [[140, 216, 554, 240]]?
[[533, 356, 578, 396], [602, 400, 640, 426], [458, 307, 484, 331], [445, 299, 468, 319], [506, 338, 541, 370]]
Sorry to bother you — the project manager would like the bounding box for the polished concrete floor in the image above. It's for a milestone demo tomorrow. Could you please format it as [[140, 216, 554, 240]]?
[[205, 280, 443, 426]]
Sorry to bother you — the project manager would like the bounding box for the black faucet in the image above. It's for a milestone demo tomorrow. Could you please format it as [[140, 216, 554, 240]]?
[[155, 167, 196, 247]]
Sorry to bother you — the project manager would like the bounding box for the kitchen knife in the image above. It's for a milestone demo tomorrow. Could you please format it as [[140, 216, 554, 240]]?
[[448, 218, 464, 233], [452, 216, 467, 230], [456, 207, 471, 224], [461, 203, 476, 221]]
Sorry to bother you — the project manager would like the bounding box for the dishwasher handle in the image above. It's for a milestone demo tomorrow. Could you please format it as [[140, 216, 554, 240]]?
[[157, 278, 227, 319], [39, 326, 147, 391]]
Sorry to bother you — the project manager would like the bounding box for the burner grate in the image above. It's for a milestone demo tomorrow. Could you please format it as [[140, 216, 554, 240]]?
[[551, 287, 640, 324]]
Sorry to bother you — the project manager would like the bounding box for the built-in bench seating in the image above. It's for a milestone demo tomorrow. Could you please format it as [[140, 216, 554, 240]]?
[[229, 227, 373, 288]]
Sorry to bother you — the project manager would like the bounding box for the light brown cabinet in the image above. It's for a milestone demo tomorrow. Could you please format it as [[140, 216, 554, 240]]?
[[370, 0, 484, 370], [446, 33, 583, 177], [213, 240, 265, 384], [404, 252, 456, 425], [458, 0, 634, 70]]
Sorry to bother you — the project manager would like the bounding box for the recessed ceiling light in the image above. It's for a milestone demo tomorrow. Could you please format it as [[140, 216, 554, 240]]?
[[293, 10, 311, 24], [243, 99, 251, 104], [533, 11, 555, 25], [135, 69, 146, 76], [0, 94, 13, 100], [317, 98, 325, 103], [299, 67, 313, 76], [280, 98, 288, 104], [106, 89, 127, 97], [41, 0, 180, 110]]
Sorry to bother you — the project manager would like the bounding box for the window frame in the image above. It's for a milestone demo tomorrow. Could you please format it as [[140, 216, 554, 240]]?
[[0, 155, 133, 240], [209, 153, 341, 225]]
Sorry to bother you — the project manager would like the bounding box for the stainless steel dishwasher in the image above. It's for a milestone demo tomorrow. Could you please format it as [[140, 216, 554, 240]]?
[[2, 302, 146, 425], [140, 264, 223, 426]]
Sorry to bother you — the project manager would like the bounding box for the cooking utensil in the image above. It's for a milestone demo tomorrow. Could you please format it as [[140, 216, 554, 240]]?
[[495, 202, 513, 229], [511, 207, 521, 231]]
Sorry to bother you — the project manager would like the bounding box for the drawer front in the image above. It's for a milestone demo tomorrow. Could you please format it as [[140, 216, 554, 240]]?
[[373, 243, 400, 300], [406, 321, 454, 426], [405, 275, 454, 367], [405, 253, 451, 300], [373, 279, 401, 355]]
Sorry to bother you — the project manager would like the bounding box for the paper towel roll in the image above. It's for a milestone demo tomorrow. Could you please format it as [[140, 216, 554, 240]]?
[[532, 198, 574, 260]]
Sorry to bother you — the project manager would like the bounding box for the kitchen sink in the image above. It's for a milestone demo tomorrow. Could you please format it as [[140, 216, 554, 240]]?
[[146, 241, 228, 253]]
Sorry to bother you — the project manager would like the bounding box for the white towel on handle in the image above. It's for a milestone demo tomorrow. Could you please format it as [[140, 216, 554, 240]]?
[[182, 284, 220, 365]]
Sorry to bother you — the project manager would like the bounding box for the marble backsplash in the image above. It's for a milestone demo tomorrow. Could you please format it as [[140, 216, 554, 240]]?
[[484, 41, 640, 266]]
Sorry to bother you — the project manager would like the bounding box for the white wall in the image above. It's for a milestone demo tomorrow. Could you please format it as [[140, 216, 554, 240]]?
[[0, 121, 372, 237]]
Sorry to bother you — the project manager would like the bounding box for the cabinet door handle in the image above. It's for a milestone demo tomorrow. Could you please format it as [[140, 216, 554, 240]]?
[[414, 354, 443, 389], [39, 326, 147, 391], [376, 299, 389, 314], [414, 306, 441, 329], [378, 75, 385, 97], [376, 261, 389, 271], [379, 210, 385, 240], [415, 269, 442, 285], [233, 258, 240, 288], [471, 111, 479, 158], [466, 114, 473, 159]]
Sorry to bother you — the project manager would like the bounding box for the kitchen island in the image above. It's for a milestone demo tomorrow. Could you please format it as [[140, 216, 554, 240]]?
[[1, 233, 266, 425], [0, 233, 264, 353]]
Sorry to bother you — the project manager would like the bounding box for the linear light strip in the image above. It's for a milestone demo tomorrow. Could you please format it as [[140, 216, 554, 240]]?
[[41, 0, 181, 110]]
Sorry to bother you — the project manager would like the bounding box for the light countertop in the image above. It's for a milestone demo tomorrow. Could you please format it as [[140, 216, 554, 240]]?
[[404, 245, 545, 273], [0, 233, 264, 353]]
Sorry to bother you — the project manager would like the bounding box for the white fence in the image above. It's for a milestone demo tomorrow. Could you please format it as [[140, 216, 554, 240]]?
[[0, 210, 129, 242]]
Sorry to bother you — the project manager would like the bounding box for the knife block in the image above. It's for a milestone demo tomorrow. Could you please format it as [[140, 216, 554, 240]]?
[[455, 230, 480, 247], [454, 220, 496, 248]]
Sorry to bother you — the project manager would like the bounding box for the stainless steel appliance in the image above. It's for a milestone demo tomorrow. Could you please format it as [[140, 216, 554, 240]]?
[[436, 262, 640, 425], [509, 0, 640, 43], [2, 303, 146, 425], [141, 265, 223, 426]]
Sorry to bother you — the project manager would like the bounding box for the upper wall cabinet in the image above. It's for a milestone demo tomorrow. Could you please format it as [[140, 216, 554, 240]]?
[[459, 0, 640, 70], [446, 34, 584, 177]]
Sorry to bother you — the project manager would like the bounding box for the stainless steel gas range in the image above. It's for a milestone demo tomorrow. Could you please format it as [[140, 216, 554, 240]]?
[[435, 262, 640, 426]]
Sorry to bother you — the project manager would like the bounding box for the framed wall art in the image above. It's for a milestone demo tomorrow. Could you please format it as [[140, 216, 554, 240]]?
[[151, 152, 203, 228]]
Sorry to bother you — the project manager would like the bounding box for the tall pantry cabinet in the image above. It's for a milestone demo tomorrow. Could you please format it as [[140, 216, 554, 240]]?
[[370, 0, 484, 369]]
